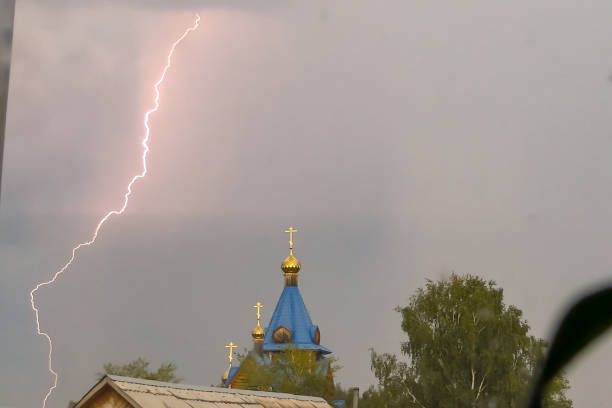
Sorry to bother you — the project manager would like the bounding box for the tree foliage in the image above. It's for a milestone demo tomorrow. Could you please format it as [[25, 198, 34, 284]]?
[[98, 357, 181, 383], [362, 274, 572, 408], [238, 346, 339, 402]]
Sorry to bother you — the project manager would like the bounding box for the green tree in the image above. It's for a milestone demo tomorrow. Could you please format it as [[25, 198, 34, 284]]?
[[238, 346, 340, 402], [362, 274, 572, 408], [332, 385, 358, 408], [98, 357, 181, 383]]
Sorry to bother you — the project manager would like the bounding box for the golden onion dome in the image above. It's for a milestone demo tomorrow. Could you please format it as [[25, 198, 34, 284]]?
[[281, 252, 301, 274], [252, 322, 265, 341]]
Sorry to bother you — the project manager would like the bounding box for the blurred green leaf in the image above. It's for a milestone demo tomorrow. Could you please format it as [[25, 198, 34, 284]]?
[[528, 287, 612, 407]]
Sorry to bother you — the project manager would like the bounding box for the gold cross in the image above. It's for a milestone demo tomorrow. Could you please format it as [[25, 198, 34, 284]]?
[[285, 227, 298, 252], [225, 341, 237, 365], [253, 301, 264, 322]]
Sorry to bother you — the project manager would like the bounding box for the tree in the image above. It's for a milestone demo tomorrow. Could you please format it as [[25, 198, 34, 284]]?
[[238, 346, 340, 402], [332, 385, 359, 408], [362, 274, 572, 408], [98, 357, 181, 383]]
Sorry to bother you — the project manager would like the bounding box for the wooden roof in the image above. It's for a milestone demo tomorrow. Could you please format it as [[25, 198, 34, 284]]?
[[75, 375, 332, 408]]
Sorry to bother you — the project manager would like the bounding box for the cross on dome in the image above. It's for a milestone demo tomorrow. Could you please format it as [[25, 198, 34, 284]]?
[[285, 227, 297, 253], [225, 341, 237, 365], [253, 302, 264, 322]]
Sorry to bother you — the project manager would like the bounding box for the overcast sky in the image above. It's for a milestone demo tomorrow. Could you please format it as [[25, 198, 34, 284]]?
[[3, 1, 612, 407]]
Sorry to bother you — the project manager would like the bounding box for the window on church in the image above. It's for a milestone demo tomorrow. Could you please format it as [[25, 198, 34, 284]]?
[[310, 325, 321, 345], [272, 326, 292, 343]]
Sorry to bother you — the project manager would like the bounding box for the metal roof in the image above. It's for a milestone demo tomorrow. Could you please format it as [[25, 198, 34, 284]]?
[[263, 286, 331, 354], [72, 375, 331, 408], [226, 366, 240, 384], [109, 376, 330, 402]]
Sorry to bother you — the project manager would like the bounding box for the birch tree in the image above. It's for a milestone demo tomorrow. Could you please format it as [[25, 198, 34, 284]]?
[[363, 274, 572, 408]]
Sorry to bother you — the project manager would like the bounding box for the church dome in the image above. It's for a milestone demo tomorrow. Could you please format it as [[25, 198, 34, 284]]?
[[281, 253, 301, 274], [252, 322, 265, 341]]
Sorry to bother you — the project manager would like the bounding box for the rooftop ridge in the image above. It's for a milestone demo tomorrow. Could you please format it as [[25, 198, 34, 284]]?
[[108, 375, 327, 402]]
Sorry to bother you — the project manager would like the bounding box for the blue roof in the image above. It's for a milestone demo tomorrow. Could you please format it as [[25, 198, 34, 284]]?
[[226, 366, 240, 384], [263, 286, 331, 354]]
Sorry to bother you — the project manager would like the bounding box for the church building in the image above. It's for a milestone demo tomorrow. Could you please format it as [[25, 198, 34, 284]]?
[[71, 227, 336, 408], [222, 227, 333, 391]]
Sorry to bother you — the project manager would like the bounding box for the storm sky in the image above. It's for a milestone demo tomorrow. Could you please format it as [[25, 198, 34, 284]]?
[[3, 1, 612, 407]]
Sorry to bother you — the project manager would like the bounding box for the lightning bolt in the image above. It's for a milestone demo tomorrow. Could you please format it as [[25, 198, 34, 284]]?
[[29, 13, 200, 408]]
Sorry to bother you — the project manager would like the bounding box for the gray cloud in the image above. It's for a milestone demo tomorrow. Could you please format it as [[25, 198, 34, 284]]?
[[4, 1, 612, 407], [21, 0, 289, 13]]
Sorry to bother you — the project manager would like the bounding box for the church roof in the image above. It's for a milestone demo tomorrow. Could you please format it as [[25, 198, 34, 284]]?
[[226, 366, 240, 384], [75, 375, 332, 408], [263, 286, 331, 354]]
